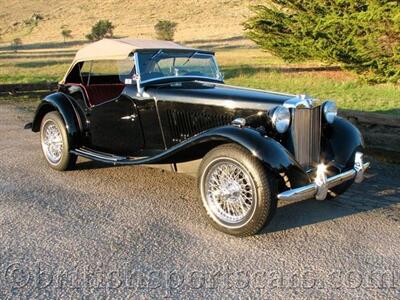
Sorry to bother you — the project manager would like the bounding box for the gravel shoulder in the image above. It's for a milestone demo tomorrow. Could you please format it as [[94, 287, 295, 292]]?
[[0, 103, 399, 299]]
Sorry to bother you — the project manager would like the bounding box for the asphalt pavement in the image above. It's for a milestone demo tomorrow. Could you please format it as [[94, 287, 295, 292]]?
[[0, 103, 399, 299]]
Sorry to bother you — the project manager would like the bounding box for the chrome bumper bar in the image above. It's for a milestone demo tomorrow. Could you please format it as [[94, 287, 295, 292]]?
[[277, 152, 370, 202]]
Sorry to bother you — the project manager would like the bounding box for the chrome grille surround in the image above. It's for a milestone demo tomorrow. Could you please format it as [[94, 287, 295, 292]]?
[[284, 95, 322, 169]]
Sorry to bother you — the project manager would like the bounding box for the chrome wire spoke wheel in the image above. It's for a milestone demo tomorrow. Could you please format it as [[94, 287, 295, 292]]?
[[203, 158, 257, 226], [199, 144, 276, 236], [41, 120, 64, 165]]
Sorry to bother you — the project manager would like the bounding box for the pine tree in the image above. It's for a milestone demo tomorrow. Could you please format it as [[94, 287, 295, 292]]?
[[244, 0, 400, 83]]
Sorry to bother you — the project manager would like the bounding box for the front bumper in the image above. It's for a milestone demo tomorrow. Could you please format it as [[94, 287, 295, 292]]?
[[277, 152, 370, 202]]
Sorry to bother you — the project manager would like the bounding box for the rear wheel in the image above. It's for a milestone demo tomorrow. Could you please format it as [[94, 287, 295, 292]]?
[[40, 111, 77, 171], [198, 144, 277, 236]]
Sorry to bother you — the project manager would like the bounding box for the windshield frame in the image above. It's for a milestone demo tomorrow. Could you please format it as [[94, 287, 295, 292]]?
[[133, 50, 224, 86]]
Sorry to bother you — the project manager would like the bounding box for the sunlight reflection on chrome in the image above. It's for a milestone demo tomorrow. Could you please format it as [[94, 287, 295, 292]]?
[[315, 163, 328, 200], [224, 100, 236, 109]]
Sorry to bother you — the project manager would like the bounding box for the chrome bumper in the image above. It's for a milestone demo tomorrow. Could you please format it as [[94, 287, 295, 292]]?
[[277, 152, 370, 202]]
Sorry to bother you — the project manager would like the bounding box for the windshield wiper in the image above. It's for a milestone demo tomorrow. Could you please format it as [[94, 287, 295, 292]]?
[[182, 51, 198, 66]]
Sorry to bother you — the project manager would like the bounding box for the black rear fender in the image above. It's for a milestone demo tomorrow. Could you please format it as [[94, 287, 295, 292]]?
[[32, 93, 82, 148]]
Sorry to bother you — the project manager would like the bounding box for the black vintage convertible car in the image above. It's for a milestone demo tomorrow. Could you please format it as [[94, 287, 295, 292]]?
[[28, 38, 369, 236]]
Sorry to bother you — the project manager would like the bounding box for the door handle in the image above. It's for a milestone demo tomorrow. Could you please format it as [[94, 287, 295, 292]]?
[[121, 114, 137, 121]]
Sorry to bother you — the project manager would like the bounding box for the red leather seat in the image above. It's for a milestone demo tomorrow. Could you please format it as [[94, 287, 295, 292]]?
[[85, 84, 125, 106]]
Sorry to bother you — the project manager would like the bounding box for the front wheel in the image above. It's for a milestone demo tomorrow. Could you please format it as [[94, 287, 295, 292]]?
[[40, 111, 77, 171], [326, 164, 355, 200], [198, 144, 277, 236]]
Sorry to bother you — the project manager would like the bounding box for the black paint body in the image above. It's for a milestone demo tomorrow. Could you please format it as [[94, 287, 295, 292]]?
[[32, 80, 364, 188]]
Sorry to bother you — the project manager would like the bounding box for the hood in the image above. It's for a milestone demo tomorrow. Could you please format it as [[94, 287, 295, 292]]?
[[150, 81, 294, 111]]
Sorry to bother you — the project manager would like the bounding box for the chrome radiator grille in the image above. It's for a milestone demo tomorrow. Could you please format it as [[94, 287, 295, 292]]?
[[291, 107, 321, 168]]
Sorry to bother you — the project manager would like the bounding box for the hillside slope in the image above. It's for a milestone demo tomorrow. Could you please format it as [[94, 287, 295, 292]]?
[[0, 0, 261, 44]]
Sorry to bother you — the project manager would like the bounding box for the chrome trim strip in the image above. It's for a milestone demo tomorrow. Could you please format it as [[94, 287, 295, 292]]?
[[140, 75, 223, 85], [209, 81, 294, 98], [72, 148, 126, 162], [153, 96, 168, 150], [156, 96, 277, 111], [277, 162, 370, 202]]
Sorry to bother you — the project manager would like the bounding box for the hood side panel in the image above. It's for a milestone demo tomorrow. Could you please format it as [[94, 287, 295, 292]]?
[[150, 82, 292, 147]]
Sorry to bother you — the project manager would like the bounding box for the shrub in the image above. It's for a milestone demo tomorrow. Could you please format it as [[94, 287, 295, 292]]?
[[86, 20, 115, 41], [154, 20, 178, 41], [244, 0, 400, 83], [11, 38, 22, 52], [24, 13, 44, 26], [61, 27, 72, 43]]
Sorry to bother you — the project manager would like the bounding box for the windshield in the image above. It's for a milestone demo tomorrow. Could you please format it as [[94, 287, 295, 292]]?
[[136, 51, 223, 83]]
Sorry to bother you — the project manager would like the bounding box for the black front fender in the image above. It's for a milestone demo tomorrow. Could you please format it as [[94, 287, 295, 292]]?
[[325, 117, 364, 169], [139, 126, 310, 187], [32, 93, 81, 147]]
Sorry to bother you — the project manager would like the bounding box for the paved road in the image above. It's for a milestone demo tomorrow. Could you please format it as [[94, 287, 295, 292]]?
[[0, 103, 399, 299]]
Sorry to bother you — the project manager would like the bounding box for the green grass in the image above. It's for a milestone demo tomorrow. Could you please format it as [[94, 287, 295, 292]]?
[[0, 56, 71, 83], [216, 49, 400, 114], [0, 47, 399, 114], [223, 68, 399, 114]]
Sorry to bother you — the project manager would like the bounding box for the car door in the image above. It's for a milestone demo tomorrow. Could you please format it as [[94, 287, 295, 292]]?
[[89, 93, 144, 155]]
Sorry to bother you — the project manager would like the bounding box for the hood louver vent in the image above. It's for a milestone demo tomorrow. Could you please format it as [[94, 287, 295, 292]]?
[[167, 109, 232, 143]]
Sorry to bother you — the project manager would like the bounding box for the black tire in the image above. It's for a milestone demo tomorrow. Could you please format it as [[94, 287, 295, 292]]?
[[198, 143, 278, 237], [327, 178, 354, 199], [326, 164, 355, 199], [40, 111, 77, 171]]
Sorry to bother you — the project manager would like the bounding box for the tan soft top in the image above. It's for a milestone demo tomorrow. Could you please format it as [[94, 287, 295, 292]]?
[[72, 38, 204, 62], [61, 38, 209, 83]]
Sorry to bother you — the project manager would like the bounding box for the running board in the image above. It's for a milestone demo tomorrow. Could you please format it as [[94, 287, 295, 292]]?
[[71, 148, 127, 164]]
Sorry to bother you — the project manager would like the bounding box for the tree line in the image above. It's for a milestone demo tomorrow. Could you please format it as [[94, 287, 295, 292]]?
[[6, 19, 178, 51]]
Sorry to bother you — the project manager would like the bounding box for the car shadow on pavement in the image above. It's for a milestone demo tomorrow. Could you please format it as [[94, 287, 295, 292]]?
[[265, 199, 356, 233], [262, 172, 400, 234], [71, 156, 399, 235], [74, 160, 122, 171]]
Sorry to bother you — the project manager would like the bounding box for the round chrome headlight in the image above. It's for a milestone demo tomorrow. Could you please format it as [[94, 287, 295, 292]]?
[[271, 106, 290, 133], [323, 101, 337, 124]]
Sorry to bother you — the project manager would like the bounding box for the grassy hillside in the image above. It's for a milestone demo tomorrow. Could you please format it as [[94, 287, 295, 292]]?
[[0, 0, 398, 114], [0, 0, 260, 44]]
